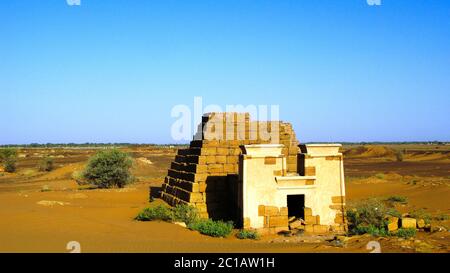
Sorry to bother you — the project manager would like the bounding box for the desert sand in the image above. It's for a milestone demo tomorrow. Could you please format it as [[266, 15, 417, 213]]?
[[0, 145, 449, 253]]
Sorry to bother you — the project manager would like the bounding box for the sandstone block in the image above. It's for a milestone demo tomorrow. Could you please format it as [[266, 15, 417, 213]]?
[[332, 195, 345, 204], [313, 225, 329, 234], [223, 164, 235, 173], [289, 220, 303, 230], [280, 207, 288, 216], [387, 217, 399, 231], [305, 215, 317, 225], [401, 218, 417, 229], [207, 164, 223, 173], [206, 156, 216, 164], [304, 166, 316, 176], [264, 206, 279, 216], [417, 219, 426, 229], [216, 156, 227, 164], [269, 215, 288, 227], [264, 157, 277, 165], [304, 207, 313, 216], [226, 156, 238, 164], [258, 205, 265, 216], [216, 148, 229, 156], [304, 224, 314, 233]]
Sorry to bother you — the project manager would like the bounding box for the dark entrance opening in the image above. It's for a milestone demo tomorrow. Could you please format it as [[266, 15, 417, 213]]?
[[287, 194, 305, 219]]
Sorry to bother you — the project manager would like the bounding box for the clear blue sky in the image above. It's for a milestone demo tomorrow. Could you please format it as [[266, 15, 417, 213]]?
[[1, 0, 449, 144]]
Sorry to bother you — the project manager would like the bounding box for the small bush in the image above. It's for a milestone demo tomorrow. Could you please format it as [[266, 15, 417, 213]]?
[[435, 214, 450, 221], [0, 148, 17, 173], [188, 219, 234, 238], [3, 157, 17, 173], [386, 208, 402, 218], [0, 148, 17, 161], [395, 228, 416, 239], [82, 149, 133, 188], [395, 150, 404, 162], [353, 224, 389, 237], [172, 204, 199, 225], [236, 229, 259, 240], [410, 209, 432, 224], [38, 157, 54, 172], [135, 205, 173, 222], [386, 195, 408, 204], [375, 173, 385, 179], [72, 170, 86, 184], [347, 199, 388, 233]]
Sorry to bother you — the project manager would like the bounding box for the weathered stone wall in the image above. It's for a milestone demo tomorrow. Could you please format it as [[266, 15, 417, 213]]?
[[160, 112, 299, 220]]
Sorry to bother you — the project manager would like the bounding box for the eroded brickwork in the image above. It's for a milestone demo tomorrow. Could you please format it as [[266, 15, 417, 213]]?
[[160, 112, 299, 220]]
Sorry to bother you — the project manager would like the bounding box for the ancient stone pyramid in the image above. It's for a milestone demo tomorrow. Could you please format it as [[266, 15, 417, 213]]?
[[161, 112, 300, 220]]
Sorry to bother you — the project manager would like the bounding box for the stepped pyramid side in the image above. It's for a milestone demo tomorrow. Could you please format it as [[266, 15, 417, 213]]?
[[161, 112, 300, 219]]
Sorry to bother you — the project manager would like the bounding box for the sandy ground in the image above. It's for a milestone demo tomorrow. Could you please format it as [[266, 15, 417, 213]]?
[[0, 145, 449, 253]]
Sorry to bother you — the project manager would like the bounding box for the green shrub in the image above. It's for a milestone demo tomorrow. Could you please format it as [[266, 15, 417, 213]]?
[[375, 173, 385, 179], [0, 148, 17, 173], [435, 214, 450, 221], [395, 228, 416, 239], [3, 157, 17, 173], [353, 224, 389, 237], [38, 157, 54, 172], [0, 148, 17, 161], [410, 209, 432, 224], [188, 219, 234, 238], [72, 170, 87, 184], [135, 205, 173, 221], [172, 204, 199, 225], [386, 195, 408, 204], [82, 149, 133, 188], [386, 208, 402, 218], [236, 229, 260, 240], [135, 204, 199, 225], [347, 199, 388, 230]]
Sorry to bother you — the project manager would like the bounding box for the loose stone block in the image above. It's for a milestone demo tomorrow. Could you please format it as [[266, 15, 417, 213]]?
[[387, 217, 399, 231], [401, 218, 417, 229]]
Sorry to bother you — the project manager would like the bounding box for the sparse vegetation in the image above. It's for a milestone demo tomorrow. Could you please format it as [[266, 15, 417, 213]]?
[[236, 229, 259, 240], [375, 173, 385, 179], [135, 205, 173, 222], [434, 214, 449, 221], [353, 225, 389, 237], [135, 204, 199, 225], [410, 209, 432, 224], [135, 204, 233, 238], [172, 204, 199, 225], [347, 198, 391, 236], [188, 219, 234, 238], [38, 157, 54, 172], [71, 170, 85, 184], [386, 195, 408, 204], [0, 148, 18, 173], [395, 228, 416, 239], [82, 149, 134, 188]]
